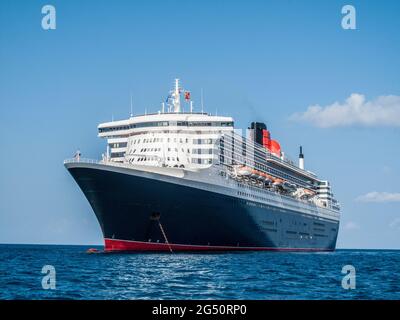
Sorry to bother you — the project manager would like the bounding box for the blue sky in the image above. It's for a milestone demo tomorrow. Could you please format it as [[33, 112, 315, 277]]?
[[0, 0, 399, 248]]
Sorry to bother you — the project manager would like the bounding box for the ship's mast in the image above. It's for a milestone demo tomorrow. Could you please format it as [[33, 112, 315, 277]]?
[[172, 78, 181, 113]]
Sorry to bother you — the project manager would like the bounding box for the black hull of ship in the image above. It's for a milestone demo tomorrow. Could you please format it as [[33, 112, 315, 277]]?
[[67, 165, 339, 252]]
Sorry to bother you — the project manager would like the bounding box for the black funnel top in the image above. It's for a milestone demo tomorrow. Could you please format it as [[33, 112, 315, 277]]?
[[250, 122, 267, 145]]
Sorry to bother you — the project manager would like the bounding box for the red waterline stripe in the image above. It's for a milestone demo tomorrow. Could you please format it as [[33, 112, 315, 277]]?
[[104, 238, 333, 252]]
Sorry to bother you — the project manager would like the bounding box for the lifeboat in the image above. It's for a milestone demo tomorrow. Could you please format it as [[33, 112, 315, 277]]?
[[264, 173, 275, 181], [302, 188, 316, 199], [235, 165, 252, 176], [250, 170, 259, 178], [282, 181, 297, 192], [303, 189, 316, 196], [251, 169, 266, 180], [272, 178, 284, 188], [293, 188, 316, 200], [260, 172, 272, 183]]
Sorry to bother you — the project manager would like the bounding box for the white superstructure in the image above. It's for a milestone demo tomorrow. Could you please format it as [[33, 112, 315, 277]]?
[[98, 79, 233, 168]]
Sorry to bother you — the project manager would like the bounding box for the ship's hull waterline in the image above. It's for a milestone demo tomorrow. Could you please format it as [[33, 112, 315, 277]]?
[[66, 162, 339, 252]]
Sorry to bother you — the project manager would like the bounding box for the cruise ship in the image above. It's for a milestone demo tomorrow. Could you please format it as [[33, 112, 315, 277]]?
[[65, 79, 340, 252]]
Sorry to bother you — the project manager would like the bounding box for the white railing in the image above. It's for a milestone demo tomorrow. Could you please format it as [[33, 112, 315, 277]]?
[[63, 158, 102, 165], [64, 157, 169, 172]]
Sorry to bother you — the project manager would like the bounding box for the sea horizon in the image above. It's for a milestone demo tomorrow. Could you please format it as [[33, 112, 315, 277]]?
[[1, 243, 399, 251]]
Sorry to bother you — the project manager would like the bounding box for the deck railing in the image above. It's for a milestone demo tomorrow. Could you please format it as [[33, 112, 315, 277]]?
[[63, 158, 102, 165], [63, 158, 135, 171]]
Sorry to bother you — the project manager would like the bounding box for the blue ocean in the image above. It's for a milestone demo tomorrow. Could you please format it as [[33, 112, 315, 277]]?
[[0, 244, 399, 300]]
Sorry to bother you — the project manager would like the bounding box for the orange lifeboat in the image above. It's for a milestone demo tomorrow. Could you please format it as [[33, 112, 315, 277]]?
[[272, 178, 284, 188], [260, 172, 267, 179], [265, 173, 275, 181], [303, 189, 316, 196], [236, 165, 252, 176], [251, 169, 263, 179], [261, 172, 272, 183]]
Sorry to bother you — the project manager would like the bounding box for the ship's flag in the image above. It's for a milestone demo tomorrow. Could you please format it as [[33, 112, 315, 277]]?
[[184, 91, 191, 101]]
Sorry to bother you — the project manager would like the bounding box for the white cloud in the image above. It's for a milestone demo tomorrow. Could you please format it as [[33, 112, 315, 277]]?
[[389, 218, 400, 230], [356, 192, 400, 203], [290, 93, 400, 127], [344, 221, 360, 230]]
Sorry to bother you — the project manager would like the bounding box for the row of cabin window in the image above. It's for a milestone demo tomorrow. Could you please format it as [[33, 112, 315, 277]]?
[[191, 158, 213, 164], [132, 137, 164, 144], [130, 138, 217, 145], [99, 121, 233, 133], [109, 143, 128, 148], [192, 148, 213, 155], [132, 137, 192, 144], [193, 138, 215, 144], [137, 148, 162, 152], [177, 121, 233, 127], [130, 148, 213, 155], [134, 157, 159, 162], [110, 152, 125, 158], [134, 157, 212, 164], [131, 156, 178, 162]]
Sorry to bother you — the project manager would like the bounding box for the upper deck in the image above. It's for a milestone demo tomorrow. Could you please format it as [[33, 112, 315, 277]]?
[[98, 112, 234, 137]]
